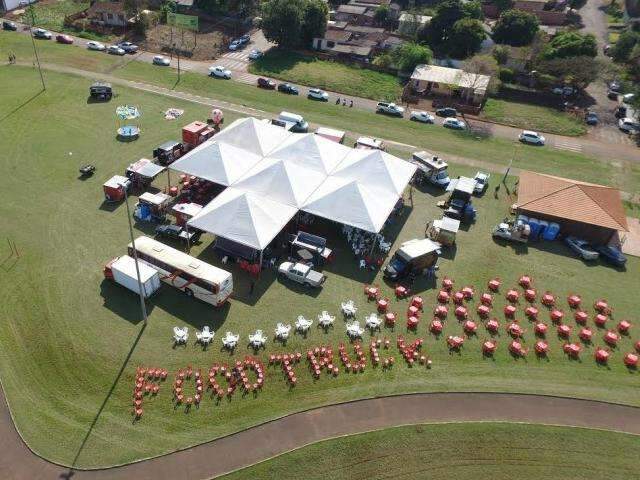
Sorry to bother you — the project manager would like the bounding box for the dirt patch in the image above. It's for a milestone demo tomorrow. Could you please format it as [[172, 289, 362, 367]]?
[[136, 22, 232, 61]]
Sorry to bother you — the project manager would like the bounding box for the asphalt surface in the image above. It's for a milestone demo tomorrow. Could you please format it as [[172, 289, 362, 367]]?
[[2, 382, 640, 480], [2, 20, 639, 163]]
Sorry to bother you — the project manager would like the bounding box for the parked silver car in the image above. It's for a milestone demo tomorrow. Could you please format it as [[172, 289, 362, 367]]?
[[278, 261, 326, 288]]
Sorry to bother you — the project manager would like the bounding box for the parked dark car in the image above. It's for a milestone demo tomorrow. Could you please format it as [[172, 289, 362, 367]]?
[[257, 77, 276, 89], [89, 82, 112, 100], [594, 245, 627, 267], [238, 34, 251, 44], [615, 105, 627, 118], [2, 20, 18, 31], [278, 83, 299, 95], [155, 224, 199, 242], [585, 111, 599, 125], [436, 107, 457, 117]]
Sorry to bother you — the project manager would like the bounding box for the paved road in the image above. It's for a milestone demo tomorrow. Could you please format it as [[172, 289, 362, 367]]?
[[2, 383, 640, 480], [3, 20, 639, 162]]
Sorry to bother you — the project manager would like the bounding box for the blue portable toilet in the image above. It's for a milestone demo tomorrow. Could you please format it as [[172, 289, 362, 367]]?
[[528, 218, 541, 240], [464, 203, 477, 221], [538, 220, 549, 240], [517, 214, 528, 225], [543, 222, 560, 241]]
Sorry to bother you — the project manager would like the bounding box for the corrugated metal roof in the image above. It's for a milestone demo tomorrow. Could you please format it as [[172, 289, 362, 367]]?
[[517, 171, 628, 231]]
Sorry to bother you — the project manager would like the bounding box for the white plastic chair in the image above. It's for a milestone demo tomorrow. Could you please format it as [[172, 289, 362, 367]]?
[[346, 320, 364, 339], [365, 313, 382, 331], [295, 316, 313, 332], [275, 323, 292, 340], [222, 331, 239, 349]]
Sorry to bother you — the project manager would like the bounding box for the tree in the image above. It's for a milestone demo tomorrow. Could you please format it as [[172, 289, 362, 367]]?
[[612, 30, 639, 63], [302, 0, 329, 46], [463, 54, 500, 93], [541, 31, 597, 60], [492, 0, 514, 12], [462, 0, 484, 20], [568, 0, 587, 9], [492, 10, 539, 47], [492, 45, 509, 64], [374, 5, 390, 25], [448, 18, 486, 58], [421, 0, 467, 50], [392, 42, 433, 71], [261, 0, 305, 48], [538, 56, 600, 88]]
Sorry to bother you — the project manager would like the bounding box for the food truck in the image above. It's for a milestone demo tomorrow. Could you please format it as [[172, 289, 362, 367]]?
[[134, 191, 172, 222], [103, 175, 131, 202]]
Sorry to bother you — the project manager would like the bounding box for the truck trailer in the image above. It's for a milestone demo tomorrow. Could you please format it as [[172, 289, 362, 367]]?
[[104, 255, 161, 298]]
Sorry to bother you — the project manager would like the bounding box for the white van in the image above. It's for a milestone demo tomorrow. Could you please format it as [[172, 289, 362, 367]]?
[[278, 111, 309, 133]]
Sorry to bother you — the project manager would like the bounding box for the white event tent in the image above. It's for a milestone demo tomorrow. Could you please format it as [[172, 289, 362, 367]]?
[[170, 117, 416, 252]]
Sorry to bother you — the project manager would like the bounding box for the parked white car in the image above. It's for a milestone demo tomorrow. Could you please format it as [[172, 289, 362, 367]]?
[[152, 55, 170, 66], [618, 117, 639, 133], [32, 28, 52, 39], [107, 45, 126, 56], [410, 111, 435, 123], [87, 41, 106, 51], [376, 102, 404, 117], [209, 65, 232, 79], [442, 118, 466, 130], [248, 49, 263, 60], [228, 40, 241, 51], [519, 130, 545, 145], [308, 88, 329, 101]]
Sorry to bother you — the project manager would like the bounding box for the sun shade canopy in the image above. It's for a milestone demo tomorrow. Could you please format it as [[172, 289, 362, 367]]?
[[181, 117, 417, 247]]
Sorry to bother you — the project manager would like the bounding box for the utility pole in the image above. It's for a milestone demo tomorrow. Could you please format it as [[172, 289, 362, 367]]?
[[123, 186, 149, 325], [22, 2, 46, 90]]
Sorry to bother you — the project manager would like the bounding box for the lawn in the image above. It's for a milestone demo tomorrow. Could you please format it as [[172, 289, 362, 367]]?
[[221, 423, 640, 480], [17, 0, 113, 41], [248, 49, 403, 101], [1, 65, 639, 469], [482, 99, 587, 137], [3, 31, 640, 193]]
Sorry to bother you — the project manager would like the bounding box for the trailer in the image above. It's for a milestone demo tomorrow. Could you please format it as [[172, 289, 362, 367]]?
[[412, 151, 450, 188], [135, 191, 172, 222], [383, 238, 440, 281], [103, 175, 131, 202], [182, 121, 214, 149], [427, 216, 460, 247], [153, 140, 184, 165], [125, 158, 166, 189], [315, 127, 346, 144], [104, 255, 161, 298]]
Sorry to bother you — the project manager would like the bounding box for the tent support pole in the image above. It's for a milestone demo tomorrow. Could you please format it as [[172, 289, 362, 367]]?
[[185, 224, 191, 253], [369, 233, 378, 257], [167, 168, 171, 190]]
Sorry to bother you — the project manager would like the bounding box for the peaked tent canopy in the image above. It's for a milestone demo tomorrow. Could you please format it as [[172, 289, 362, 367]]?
[[302, 176, 399, 233], [188, 188, 297, 250], [169, 140, 262, 186], [268, 133, 352, 174], [211, 117, 291, 157], [233, 157, 326, 208], [332, 149, 417, 196]]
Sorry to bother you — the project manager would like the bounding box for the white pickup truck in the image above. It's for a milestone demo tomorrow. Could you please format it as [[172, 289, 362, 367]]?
[[278, 262, 326, 288]]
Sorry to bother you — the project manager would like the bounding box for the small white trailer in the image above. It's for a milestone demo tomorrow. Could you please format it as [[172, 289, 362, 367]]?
[[104, 255, 161, 298]]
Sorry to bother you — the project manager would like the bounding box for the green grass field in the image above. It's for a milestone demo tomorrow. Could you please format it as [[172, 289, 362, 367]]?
[[2, 31, 639, 193], [17, 0, 112, 41], [482, 99, 587, 137], [1, 65, 639, 468], [221, 423, 640, 480], [248, 49, 403, 101]]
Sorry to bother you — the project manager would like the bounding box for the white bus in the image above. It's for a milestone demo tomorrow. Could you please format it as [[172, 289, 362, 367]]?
[[128, 236, 233, 307]]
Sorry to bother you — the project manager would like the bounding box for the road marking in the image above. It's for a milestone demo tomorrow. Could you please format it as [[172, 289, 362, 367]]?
[[554, 140, 583, 153]]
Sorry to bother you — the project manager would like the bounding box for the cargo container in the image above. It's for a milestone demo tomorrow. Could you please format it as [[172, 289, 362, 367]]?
[[104, 255, 161, 298]]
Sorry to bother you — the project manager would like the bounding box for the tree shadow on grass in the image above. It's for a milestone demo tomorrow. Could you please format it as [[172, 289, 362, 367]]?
[[60, 323, 147, 479]]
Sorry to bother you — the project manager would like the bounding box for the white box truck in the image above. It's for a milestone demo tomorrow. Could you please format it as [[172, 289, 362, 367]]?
[[103, 255, 161, 298]]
